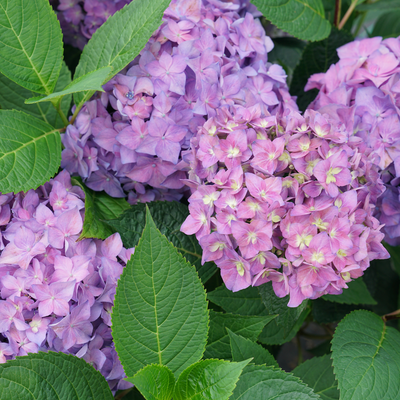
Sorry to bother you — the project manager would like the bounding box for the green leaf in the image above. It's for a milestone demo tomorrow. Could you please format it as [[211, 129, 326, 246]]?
[[73, 0, 171, 110], [174, 359, 250, 400], [25, 66, 112, 104], [208, 285, 268, 316], [258, 282, 310, 345], [107, 202, 217, 284], [127, 365, 175, 400], [356, 0, 400, 11], [312, 298, 359, 324], [322, 278, 377, 305], [71, 177, 130, 240], [332, 310, 400, 399], [371, 10, 400, 38], [250, 0, 331, 41], [112, 207, 209, 378], [0, 110, 61, 193], [204, 311, 276, 359], [0, 62, 71, 128], [228, 329, 278, 368], [293, 355, 339, 400], [290, 27, 353, 111], [0, 0, 63, 94], [384, 243, 400, 276], [0, 351, 113, 399], [230, 365, 320, 399]]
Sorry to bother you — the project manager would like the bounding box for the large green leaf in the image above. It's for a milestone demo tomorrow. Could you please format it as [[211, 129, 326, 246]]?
[[371, 11, 400, 38], [356, 0, 400, 11], [204, 311, 276, 359], [258, 282, 309, 345], [228, 329, 278, 368], [250, 0, 331, 41], [293, 355, 339, 400], [73, 0, 171, 111], [208, 285, 268, 316], [174, 359, 250, 400], [230, 365, 320, 399], [0, 62, 71, 128], [72, 177, 130, 240], [108, 202, 217, 284], [331, 310, 400, 399], [127, 365, 175, 400], [0, 0, 63, 94], [112, 207, 209, 378], [0, 351, 113, 399], [0, 110, 61, 193], [290, 27, 353, 111], [25, 66, 112, 105], [322, 278, 376, 305]]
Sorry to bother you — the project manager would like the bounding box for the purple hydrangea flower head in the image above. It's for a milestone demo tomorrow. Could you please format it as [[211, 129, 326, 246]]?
[[61, 0, 294, 205], [0, 170, 134, 392], [305, 36, 400, 245]]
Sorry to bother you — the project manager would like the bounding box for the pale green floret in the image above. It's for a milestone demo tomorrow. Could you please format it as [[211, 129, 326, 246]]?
[[235, 262, 245, 276]]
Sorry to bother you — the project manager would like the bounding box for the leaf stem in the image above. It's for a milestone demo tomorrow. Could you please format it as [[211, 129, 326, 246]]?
[[338, 0, 358, 29], [334, 0, 342, 27], [382, 309, 400, 322], [55, 100, 69, 126]]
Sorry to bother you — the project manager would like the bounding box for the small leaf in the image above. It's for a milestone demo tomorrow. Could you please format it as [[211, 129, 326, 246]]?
[[0, 110, 61, 193], [208, 285, 268, 316], [332, 310, 400, 399], [112, 207, 209, 378], [258, 282, 309, 345], [72, 177, 130, 240], [293, 355, 339, 400], [174, 359, 250, 400], [204, 311, 276, 359], [230, 365, 320, 399], [0, 0, 63, 94], [290, 27, 353, 111], [0, 351, 113, 399], [127, 365, 175, 400], [322, 278, 377, 305], [108, 202, 217, 283], [371, 11, 400, 38], [250, 0, 331, 41], [73, 0, 171, 110], [0, 62, 71, 128], [228, 329, 278, 368], [25, 66, 112, 104]]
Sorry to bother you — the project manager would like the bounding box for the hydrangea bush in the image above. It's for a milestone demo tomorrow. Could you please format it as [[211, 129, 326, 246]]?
[[1, 0, 400, 399]]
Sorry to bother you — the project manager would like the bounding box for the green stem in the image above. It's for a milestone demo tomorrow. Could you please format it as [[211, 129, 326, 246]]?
[[56, 101, 69, 127], [338, 0, 358, 29]]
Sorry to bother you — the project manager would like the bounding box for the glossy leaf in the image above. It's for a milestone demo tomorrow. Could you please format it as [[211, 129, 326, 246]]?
[[290, 27, 353, 111], [322, 278, 376, 305], [0, 0, 63, 94], [0, 351, 113, 399], [112, 208, 209, 378], [0, 110, 61, 193], [73, 0, 171, 110], [26, 66, 112, 104], [174, 359, 250, 400], [0, 62, 71, 128], [204, 311, 276, 359], [250, 0, 331, 41], [108, 202, 217, 283], [72, 177, 130, 240], [258, 282, 309, 345], [332, 310, 400, 399], [127, 365, 175, 400], [293, 354, 339, 400], [230, 365, 320, 399], [228, 329, 278, 367]]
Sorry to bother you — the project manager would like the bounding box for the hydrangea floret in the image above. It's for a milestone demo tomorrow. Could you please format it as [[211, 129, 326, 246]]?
[[0, 170, 134, 392], [181, 104, 389, 307], [61, 0, 294, 204], [305, 36, 400, 246]]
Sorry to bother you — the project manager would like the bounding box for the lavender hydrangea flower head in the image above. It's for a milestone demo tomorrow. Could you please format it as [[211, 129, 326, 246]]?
[[305, 36, 400, 245], [181, 103, 389, 307], [61, 0, 295, 205], [0, 170, 134, 392]]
